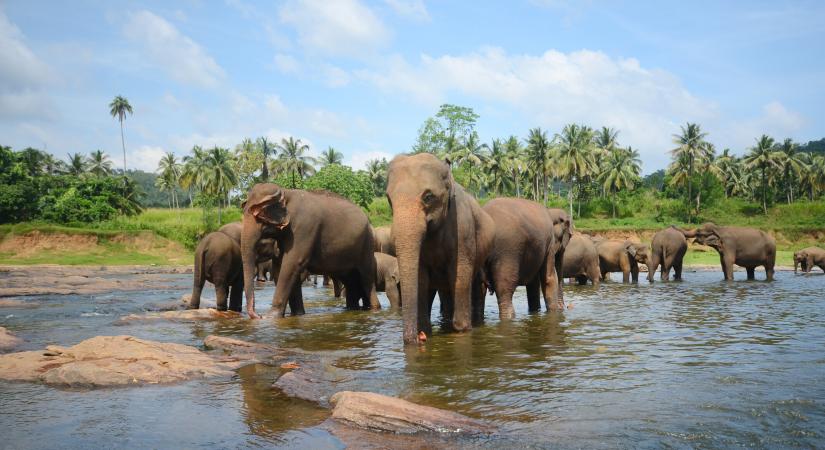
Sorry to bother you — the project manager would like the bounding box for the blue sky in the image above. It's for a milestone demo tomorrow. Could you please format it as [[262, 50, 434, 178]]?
[[2, 0, 823, 174]]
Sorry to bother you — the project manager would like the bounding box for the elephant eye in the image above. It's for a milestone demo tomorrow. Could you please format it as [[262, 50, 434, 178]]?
[[422, 191, 436, 204]]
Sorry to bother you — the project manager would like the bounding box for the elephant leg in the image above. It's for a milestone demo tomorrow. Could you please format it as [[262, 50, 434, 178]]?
[[189, 274, 205, 310], [288, 283, 305, 315], [451, 262, 474, 332], [543, 260, 563, 311], [358, 264, 381, 311], [661, 259, 671, 281], [590, 264, 601, 287], [386, 283, 401, 309], [272, 256, 306, 317], [493, 263, 518, 319], [526, 277, 541, 311], [721, 254, 735, 281], [495, 285, 516, 320], [341, 273, 361, 310], [229, 278, 243, 312], [575, 275, 588, 286], [746, 267, 756, 280], [622, 268, 630, 284], [471, 275, 485, 326], [647, 254, 659, 283], [630, 264, 639, 283], [673, 260, 683, 281], [332, 277, 343, 298], [215, 281, 229, 311]]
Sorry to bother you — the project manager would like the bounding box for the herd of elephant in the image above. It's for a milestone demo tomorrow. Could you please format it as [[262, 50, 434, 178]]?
[[189, 153, 825, 345]]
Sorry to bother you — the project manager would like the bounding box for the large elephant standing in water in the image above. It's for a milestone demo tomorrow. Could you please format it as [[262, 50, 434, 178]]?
[[484, 198, 563, 318], [647, 226, 688, 282], [386, 153, 495, 344], [561, 233, 601, 286], [593, 239, 649, 283], [240, 184, 379, 318], [680, 223, 776, 281], [189, 232, 243, 311], [794, 247, 825, 273]]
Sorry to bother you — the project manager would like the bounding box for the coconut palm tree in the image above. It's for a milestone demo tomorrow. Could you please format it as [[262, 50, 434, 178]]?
[[777, 138, 807, 204], [669, 123, 708, 219], [276, 137, 316, 188], [204, 146, 237, 223], [594, 127, 620, 197], [109, 96, 133, 173], [525, 128, 551, 203], [180, 145, 209, 208], [156, 152, 181, 208], [502, 136, 526, 198], [255, 137, 274, 181], [66, 152, 87, 176], [43, 153, 66, 175], [365, 158, 389, 196], [743, 135, 782, 214], [319, 146, 344, 166], [556, 123, 597, 218], [88, 150, 113, 177], [713, 148, 738, 198], [485, 139, 510, 195], [600, 147, 641, 218]]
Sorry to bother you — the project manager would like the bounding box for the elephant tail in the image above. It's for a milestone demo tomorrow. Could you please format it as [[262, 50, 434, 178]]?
[[193, 247, 206, 292]]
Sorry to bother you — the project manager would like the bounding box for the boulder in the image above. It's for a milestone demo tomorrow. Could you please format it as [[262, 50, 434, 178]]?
[[329, 391, 491, 435], [117, 308, 239, 324], [0, 335, 243, 388], [273, 362, 330, 404], [204, 335, 295, 363], [0, 327, 22, 352]]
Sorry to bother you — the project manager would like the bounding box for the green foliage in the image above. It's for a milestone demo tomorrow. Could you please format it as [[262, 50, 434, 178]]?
[[411, 104, 479, 154], [304, 164, 373, 208]]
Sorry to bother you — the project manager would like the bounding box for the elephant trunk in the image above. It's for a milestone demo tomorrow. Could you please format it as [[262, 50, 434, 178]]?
[[241, 215, 263, 318], [794, 255, 798, 273], [392, 203, 426, 344]]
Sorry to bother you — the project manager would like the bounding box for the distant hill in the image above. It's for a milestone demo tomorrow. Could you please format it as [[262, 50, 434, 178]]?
[[798, 138, 825, 155]]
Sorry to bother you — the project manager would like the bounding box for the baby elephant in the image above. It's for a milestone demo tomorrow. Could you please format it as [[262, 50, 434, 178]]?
[[374, 252, 401, 308], [794, 247, 825, 273], [190, 231, 243, 311], [593, 239, 649, 283]]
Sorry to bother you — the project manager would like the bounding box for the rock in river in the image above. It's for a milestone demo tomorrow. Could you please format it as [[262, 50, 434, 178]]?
[[117, 308, 240, 323], [329, 391, 491, 435], [0, 327, 23, 352], [0, 335, 244, 388]]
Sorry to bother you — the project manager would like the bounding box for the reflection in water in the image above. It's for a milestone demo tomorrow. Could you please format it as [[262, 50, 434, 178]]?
[[1, 271, 824, 448]]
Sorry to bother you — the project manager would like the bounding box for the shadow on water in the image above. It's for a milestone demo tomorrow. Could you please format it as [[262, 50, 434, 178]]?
[[1, 271, 825, 448]]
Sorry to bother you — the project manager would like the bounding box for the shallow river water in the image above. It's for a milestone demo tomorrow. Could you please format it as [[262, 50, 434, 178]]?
[[1, 269, 824, 448]]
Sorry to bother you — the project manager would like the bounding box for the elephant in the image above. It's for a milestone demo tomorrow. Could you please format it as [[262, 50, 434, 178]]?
[[373, 226, 395, 256], [794, 247, 825, 273], [240, 184, 379, 318], [483, 198, 563, 319], [547, 208, 573, 301], [189, 231, 243, 311], [374, 252, 401, 308], [561, 233, 601, 286], [256, 260, 272, 282], [647, 226, 688, 282], [386, 153, 495, 344], [593, 239, 649, 283], [680, 223, 776, 281]]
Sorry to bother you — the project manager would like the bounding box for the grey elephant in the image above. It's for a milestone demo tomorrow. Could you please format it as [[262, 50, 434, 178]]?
[[189, 231, 243, 311], [240, 184, 379, 319], [547, 208, 573, 302], [484, 198, 563, 319], [681, 223, 776, 281], [794, 247, 825, 273], [373, 226, 395, 256], [562, 233, 601, 286], [593, 239, 649, 283], [387, 153, 495, 344], [647, 226, 688, 282], [374, 252, 401, 308], [257, 260, 273, 282]]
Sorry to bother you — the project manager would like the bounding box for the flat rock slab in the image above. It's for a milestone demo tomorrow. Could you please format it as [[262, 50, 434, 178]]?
[[117, 308, 240, 324], [329, 391, 492, 435], [0, 265, 187, 297], [0, 327, 22, 352], [0, 335, 242, 388]]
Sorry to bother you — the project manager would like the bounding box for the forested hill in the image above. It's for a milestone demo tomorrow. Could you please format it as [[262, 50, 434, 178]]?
[[799, 138, 825, 155]]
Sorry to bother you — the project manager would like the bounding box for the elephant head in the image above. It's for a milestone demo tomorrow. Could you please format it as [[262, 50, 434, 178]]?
[[547, 209, 572, 252], [794, 250, 810, 273], [690, 223, 724, 250], [240, 183, 290, 318], [386, 154, 453, 343], [626, 241, 649, 264]]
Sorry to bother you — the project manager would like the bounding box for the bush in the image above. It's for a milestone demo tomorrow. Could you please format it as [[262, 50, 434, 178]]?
[[304, 164, 374, 208]]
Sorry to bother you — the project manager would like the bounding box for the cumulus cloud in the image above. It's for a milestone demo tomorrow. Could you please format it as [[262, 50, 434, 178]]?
[[322, 64, 351, 87], [358, 47, 717, 170], [0, 10, 56, 121], [273, 53, 301, 74], [345, 149, 393, 171], [727, 101, 806, 151], [383, 0, 430, 22], [123, 10, 225, 88], [117, 145, 167, 172], [278, 0, 390, 58]]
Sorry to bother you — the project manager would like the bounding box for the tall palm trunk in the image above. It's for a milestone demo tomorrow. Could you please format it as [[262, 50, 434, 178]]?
[[120, 118, 126, 173], [762, 166, 768, 215], [568, 178, 574, 219], [612, 191, 617, 218]]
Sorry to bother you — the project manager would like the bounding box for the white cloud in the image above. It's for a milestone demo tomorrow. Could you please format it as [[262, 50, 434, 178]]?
[[118, 145, 167, 172], [278, 0, 390, 58], [345, 150, 393, 171], [308, 109, 347, 138], [123, 10, 225, 88], [273, 53, 301, 74], [322, 64, 351, 87], [384, 0, 430, 22], [264, 94, 288, 118], [727, 101, 806, 151], [358, 47, 717, 170]]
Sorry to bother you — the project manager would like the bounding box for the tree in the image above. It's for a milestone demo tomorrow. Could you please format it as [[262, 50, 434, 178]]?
[[304, 164, 373, 208], [504, 135, 526, 198], [204, 146, 237, 223], [256, 137, 273, 181], [109, 95, 133, 172], [777, 138, 807, 204], [600, 147, 641, 217], [319, 146, 344, 166], [411, 117, 442, 154], [156, 152, 181, 208], [669, 123, 708, 220], [181, 145, 209, 211], [486, 139, 510, 195], [742, 135, 782, 214], [526, 128, 551, 203], [88, 150, 113, 177], [556, 124, 597, 218], [66, 152, 87, 176], [276, 137, 316, 188], [712, 148, 738, 198], [365, 158, 389, 196], [411, 104, 479, 156]]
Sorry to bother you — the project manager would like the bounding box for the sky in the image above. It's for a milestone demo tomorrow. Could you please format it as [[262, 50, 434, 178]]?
[[1, 0, 824, 174]]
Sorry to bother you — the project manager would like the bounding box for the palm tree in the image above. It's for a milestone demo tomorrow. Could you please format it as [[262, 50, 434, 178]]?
[[88, 150, 113, 177], [204, 147, 237, 223], [485, 139, 510, 195], [777, 138, 807, 204], [319, 146, 344, 166], [156, 152, 181, 208], [503, 135, 526, 198], [276, 137, 316, 187], [181, 145, 209, 209], [600, 147, 641, 218], [712, 148, 738, 198], [43, 153, 66, 175], [525, 128, 551, 203], [742, 135, 782, 214], [109, 96, 133, 173], [256, 137, 274, 181], [66, 152, 87, 176], [669, 123, 708, 219], [365, 158, 389, 196], [556, 123, 597, 218], [593, 127, 620, 197]]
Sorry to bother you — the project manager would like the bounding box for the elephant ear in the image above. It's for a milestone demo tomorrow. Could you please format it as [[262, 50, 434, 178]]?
[[705, 231, 724, 249], [624, 241, 637, 257], [248, 190, 290, 229]]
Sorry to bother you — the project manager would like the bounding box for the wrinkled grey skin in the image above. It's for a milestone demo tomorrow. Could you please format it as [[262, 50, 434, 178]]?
[[189, 232, 243, 311], [794, 247, 825, 273], [374, 252, 401, 308], [373, 226, 396, 256], [546, 208, 573, 303], [387, 153, 495, 344], [484, 198, 563, 319], [240, 184, 379, 319], [680, 223, 776, 281], [593, 239, 649, 283], [647, 226, 688, 282], [561, 234, 601, 286]]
